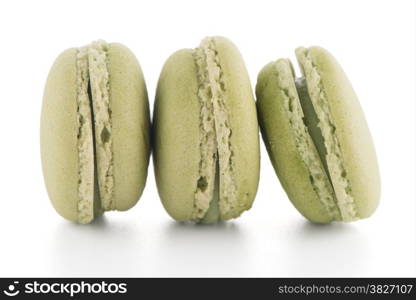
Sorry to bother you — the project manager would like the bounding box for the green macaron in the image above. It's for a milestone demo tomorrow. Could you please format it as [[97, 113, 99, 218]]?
[[41, 40, 150, 224], [153, 36, 260, 223], [256, 46, 380, 223]]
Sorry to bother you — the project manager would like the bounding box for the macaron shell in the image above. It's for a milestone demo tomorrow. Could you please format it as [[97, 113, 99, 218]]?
[[40, 48, 80, 221], [212, 37, 260, 218], [298, 47, 380, 218], [256, 61, 332, 223], [153, 49, 201, 221], [107, 43, 151, 211]]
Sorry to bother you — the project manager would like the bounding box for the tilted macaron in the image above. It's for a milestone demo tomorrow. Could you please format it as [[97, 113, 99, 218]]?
[[153, 36, 260, 223], [256, 46, 380, 223], [41, 40, 150, 224]]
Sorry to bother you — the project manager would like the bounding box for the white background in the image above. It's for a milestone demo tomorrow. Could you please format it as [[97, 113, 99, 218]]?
[[0, 0, 414, 277]]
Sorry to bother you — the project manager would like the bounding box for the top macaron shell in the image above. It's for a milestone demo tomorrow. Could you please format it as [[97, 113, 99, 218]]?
[[153, 37, 260, 221], [41, 43, 150, 222]]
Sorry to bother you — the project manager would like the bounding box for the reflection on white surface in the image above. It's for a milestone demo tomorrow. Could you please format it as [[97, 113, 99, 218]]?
[[48, 214, 375, 277], [281, 221, 370, 276], [50, 217, 253, 277], [153, 221, 252, 277], [50, 215, 146, 276]]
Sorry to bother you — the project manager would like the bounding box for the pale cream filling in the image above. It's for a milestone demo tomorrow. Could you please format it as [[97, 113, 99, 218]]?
[[275, 60, 341, 220], [191, 45, 217, 220], [76, 41, 114, 223], [76, 47, 94, 224], [88, 41, 114, 211], [191, 37, 237, 221], [296, 48, 358, 221]]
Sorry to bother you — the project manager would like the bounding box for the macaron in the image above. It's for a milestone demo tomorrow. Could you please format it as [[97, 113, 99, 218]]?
[[41, 40, 150, 224], [153, 36, 260, 223], [256, 46, 380, 223]]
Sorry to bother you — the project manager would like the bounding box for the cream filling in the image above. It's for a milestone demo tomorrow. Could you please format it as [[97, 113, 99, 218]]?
[[191, 43, 217, 220], [191, 37, 237, 221], [275, 60, 341, 220], [88, 41, 114, 211], [76, 47, 94, 224], [76, 41, 114, 223], [296, 48, 358, 221]]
